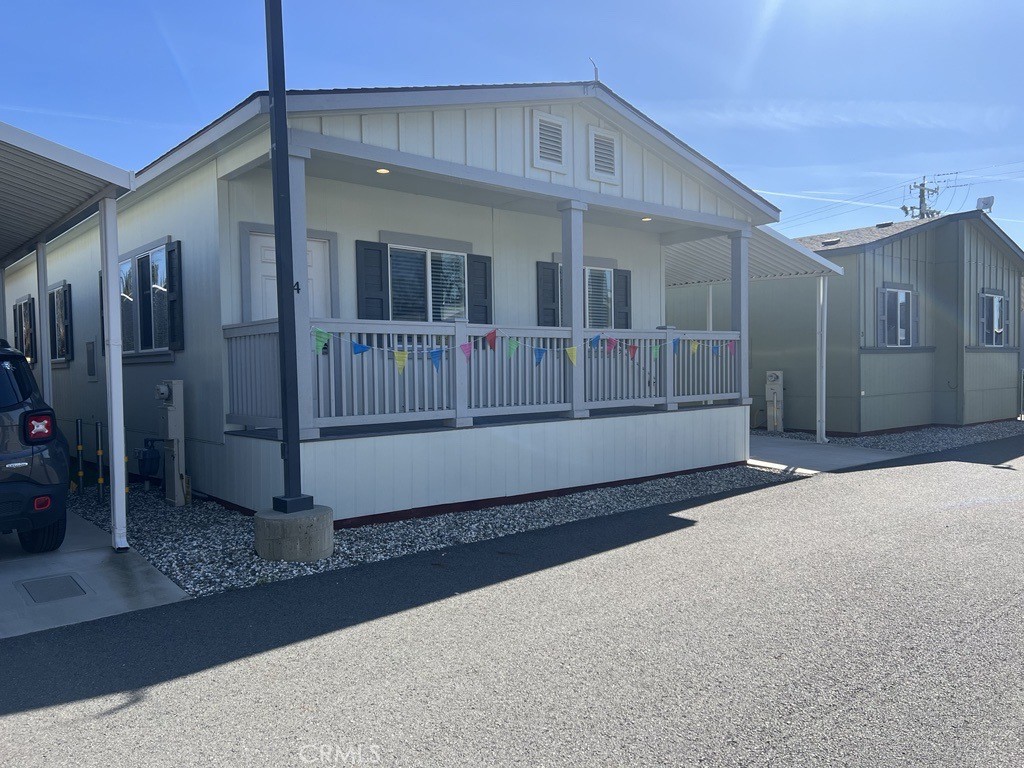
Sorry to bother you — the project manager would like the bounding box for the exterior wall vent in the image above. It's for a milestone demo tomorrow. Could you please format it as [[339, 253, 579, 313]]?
[[532, 110, 569, 174], [588, 126, 621, 184]]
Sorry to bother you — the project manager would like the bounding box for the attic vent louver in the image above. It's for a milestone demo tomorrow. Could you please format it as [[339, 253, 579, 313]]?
[[532, 111, 569, 173], [822, 237, 841, 246], [875, 221, 894, 228], [588, 126, 621, 184], [593, 135, 616, 175]]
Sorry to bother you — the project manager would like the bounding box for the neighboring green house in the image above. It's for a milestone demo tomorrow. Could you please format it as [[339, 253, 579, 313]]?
[[667, 210, 1024, 434]]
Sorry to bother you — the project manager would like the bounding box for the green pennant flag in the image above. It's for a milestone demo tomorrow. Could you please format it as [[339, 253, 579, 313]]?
[[313, 328, 331, 353], [652, 344, 661, 360], [506, 338, 520, 358]]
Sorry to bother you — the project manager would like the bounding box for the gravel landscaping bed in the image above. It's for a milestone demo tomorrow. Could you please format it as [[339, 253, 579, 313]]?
[[70, 464, 792, 598], [752, 419, 1024, 454]]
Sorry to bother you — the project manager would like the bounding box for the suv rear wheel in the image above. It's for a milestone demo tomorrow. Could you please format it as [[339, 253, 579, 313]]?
[[18, 510, 67, 553]]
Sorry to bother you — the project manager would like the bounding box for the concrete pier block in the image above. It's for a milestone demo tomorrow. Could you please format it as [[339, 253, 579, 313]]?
[[254, 505, 334, 562]]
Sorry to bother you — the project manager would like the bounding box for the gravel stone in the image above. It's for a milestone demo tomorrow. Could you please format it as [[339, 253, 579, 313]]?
[[70, 465, 792, 598], [752, 419, 1024, 455]]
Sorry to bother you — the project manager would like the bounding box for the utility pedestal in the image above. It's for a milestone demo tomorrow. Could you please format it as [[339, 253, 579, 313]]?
[[254, 505, 334, 562]]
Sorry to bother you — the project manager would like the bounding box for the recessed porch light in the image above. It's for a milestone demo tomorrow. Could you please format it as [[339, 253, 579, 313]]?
[[375, 167, 390, 174], [641, 216, 652, 222]]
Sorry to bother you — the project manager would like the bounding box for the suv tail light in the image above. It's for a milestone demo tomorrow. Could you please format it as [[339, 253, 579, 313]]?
[[22, 410, 56, 444]]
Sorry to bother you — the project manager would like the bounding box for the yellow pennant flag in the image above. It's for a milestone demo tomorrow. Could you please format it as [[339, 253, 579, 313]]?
[[565, 346, 577, 366], [690, 340, 699, 354], [394, 349, 409, 374]]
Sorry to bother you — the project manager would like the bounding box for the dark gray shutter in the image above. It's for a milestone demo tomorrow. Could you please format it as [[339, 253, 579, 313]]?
[[613, 269, 632, 329], [12, 304, 21, 353], [167, 241, 184, 351], [911, 291, 920, 346], [63, 284, 74, 361], [25, 297, 36, 364], [877, 288, 886, 347], [536, 261, 560, 327], [467, 254, 493, 324], [979, 292, 987, 345], [356, 241, 390, 320]]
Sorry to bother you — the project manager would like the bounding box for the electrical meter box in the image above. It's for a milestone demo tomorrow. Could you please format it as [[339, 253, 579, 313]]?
[[156, 379, 187, 506], [765, 370, 784, 432]]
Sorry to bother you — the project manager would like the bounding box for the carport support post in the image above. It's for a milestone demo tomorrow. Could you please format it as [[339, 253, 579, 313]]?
[[99, 196, 128, 552], [0, 267, 6, 341], [730, 230, 750, 402], [815, 275, 829, 443], [35, 241, 52, 401], [559, 200, 589, 418]]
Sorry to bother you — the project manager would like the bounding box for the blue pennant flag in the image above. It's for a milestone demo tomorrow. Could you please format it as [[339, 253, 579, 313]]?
[[534, 347, 547, 366], [429, 348, 444, 371], [590, 334, 601, 349], [352, 342, 370, 355], [672, 337, 681, 354], [712, 345, 720, 356]]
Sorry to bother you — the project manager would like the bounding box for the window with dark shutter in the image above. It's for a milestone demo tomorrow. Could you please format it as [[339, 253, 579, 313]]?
[[467, 254, 493, 324], [536, 262, 561, 327], [47, 283, 73, 361], [355, 240, 390, 320], [13, 297, 37, 365], [166, 241, 184, 351], [613, 269, 632, 329]]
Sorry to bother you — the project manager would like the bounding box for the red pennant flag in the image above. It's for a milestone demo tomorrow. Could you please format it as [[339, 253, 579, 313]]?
[[606, 337, 618, 352], [628, 344, 638, 360], [485, 329, 498, 350]]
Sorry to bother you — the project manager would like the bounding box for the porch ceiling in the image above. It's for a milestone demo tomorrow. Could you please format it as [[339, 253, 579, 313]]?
[[665, 225, 844, 286], [0, 121, 133, 267]]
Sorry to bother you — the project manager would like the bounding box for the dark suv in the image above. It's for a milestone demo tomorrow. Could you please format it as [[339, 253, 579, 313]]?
[[0, 342, 69, 553]]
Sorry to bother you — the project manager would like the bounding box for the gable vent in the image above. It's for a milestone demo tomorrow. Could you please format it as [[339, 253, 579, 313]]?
[[592, 134, 616, 176], [537, 117, 564, 165], [588, 126, 621, 184]]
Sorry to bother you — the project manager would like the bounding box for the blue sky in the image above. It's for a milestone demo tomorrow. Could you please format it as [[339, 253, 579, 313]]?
[[6, 1, 1024, 242]]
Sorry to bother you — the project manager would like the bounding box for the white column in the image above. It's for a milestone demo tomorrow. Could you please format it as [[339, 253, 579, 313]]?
[[287, 152, 317, 438], [558, 200, 589, 418], [0, 267, 6, 342], [99, 196, 128, 551], [730, 230, 750, 401], [815, 275, 829, 443], [35, 242, 52, 401], [706, 284, 713, 331]]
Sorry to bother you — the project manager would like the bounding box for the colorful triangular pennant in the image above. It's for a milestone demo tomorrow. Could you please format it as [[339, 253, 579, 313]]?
[[652, 345, 661, 360], [672, 337, 681, 354], [429, 348, 444, 371], [628, 344, 638, 360], [590, 335, 601, 349], [606, 337, 618, 352], [534, 347, 546, 366], [565, 346, 577, 365], [506, 338, 520, 358], [690, 340, 699, 355], [352, 342, 370, 355], [394, 350, 408, 374], [460, 341, 473, 360], [485, 329, 498, 350], [313, 328, 330, 353]]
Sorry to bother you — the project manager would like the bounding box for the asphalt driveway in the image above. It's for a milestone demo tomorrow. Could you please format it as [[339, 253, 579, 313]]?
[[3, 436, 1024, 767]]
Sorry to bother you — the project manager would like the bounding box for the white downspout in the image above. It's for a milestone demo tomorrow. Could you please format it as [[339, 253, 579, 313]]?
[[816, 275, 829, 444]]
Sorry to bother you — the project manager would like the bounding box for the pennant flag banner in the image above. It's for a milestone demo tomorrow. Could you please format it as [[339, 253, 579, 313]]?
[[352, 341, 371, 355], [534, 347, 546, 366], [672, 337, 681, 354], [313, 328, 331, 353], [565, 346, 578, 366], [429, 348, 444, 371], [590, 335, 601, 349], [628, 344, 638, 360], [727, 340, 736, 354], [690, 340, 699, 355], [394, 350, 409, 374], [606, 337, 618, 352], [652, 345, 661, 360], [485, 329, 498, 350], [506, 338, 520, 358], [460, 341, 473, 360], [712, 345, 720, 356]]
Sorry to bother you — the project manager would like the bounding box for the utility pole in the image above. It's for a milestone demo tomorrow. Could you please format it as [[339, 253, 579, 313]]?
[[901, 176, 942, 220]]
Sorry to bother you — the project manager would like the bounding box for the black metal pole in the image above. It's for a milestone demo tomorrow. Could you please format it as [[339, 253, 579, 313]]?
[[265, 0, 312, 514]]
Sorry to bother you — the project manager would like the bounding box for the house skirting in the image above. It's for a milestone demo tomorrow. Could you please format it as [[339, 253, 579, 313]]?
[[194, 406, 749, 521]]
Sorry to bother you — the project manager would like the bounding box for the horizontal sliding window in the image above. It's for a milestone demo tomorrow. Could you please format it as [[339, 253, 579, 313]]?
[[389, 247, 467, 322]]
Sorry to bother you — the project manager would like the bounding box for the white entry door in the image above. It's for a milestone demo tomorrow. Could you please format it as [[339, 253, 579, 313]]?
[[249, 233, 332, 320]]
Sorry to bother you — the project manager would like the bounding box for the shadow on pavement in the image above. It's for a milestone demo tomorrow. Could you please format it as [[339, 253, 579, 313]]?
[[832, 433, 1024, 474], [0, 482, 789, 716]]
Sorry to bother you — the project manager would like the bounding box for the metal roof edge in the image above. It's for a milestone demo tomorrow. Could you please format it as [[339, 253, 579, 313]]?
[[757, 225, 844, 277], [0, 120, 131, 190]]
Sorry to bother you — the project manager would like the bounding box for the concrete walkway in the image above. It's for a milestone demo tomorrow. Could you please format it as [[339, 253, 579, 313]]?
[[749, 433, 908, 473], [0, 511, 187, 639]]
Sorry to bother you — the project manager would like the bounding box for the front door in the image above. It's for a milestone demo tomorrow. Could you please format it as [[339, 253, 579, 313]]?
[[249, 232, 332, 320]]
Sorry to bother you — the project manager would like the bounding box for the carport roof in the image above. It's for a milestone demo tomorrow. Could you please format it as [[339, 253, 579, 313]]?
[[665, 225, 844, 286], [0, 121, 133, 267]]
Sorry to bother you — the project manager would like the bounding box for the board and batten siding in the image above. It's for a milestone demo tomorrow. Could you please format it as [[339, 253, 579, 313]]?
[[2, 160, 225, 466], [225, 169, 666, 328], [961, 218, 1021, 349], [289, 102, 752, 223]]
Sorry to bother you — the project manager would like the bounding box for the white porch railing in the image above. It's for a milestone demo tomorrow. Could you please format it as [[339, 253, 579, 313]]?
[[223, 321, 742, 430]]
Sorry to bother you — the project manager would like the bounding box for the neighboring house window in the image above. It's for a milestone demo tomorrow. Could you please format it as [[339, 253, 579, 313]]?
[[981, 293, 1006, 347], [882, 288, 914, 347], [117, 241, 184, 354], [536, 263, 632, 329], [48, 282, 74, 361], [389, 247, 467, 322], [12, 296, 37, 365]]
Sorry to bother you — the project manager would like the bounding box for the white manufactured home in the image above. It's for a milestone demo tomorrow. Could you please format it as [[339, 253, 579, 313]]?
[[0, 82, 840, 521]]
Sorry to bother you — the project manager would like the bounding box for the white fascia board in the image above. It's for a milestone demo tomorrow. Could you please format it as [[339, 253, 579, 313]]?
[[0, 120, 133, 190], [290, 128, 748, 233], [588, 89, 779, 225], [757, 225, 844, 277]]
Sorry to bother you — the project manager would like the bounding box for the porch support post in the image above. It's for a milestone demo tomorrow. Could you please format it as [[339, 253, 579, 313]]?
[[449, 319, 472, 427], [35, 241, 52, 401], [815, 275, 829, 443], [99, 196, 128, 552], [706, 284, 713, 331], [558, 199, 589, 418], [286, 151, 318, 441], [730, 229, 751, 402], [0, 267, 6, 341]]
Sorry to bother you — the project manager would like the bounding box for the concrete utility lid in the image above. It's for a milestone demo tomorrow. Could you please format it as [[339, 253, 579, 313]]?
[[18, 573, 87, 604], [0, 120, 132, 267]]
